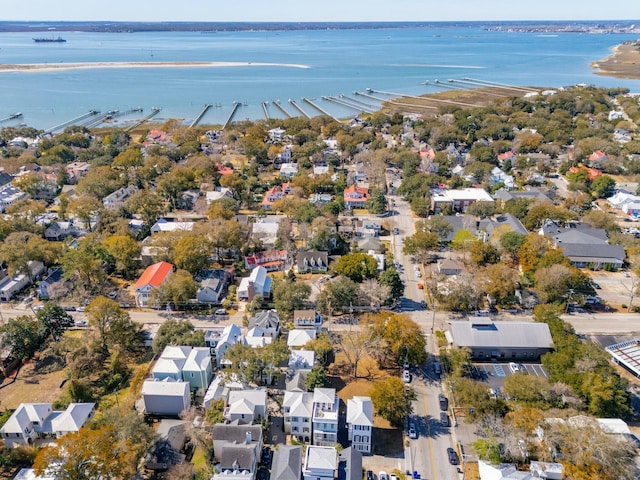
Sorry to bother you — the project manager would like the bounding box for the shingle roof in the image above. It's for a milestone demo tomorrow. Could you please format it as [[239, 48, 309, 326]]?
[[346, 396, 373, 427], [272, 445, 302, 480]]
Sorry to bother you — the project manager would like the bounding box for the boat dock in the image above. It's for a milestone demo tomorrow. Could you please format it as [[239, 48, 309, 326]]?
[[84, 107, 144, 128], [125, 107, 161, 132], [462, 77, 539, 93], [354, 90, 388, 102], [42, 110, 100, 135], [190, 104, 212, 128], [323, 96, 374, 115], [340, 94, 379, 111], [261, 102, 270, 120], [303, 98, 339, 121], [272, 100, 292, 118], [0, 113, 23, 124], [222, 102, 240, 130], [288, 99, 311, 119]]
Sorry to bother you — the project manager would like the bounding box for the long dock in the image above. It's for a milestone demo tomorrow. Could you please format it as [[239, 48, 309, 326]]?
[[340, 94, 379, 110], [336, 95, 376, 113], [303, 98, 340, 121], [323, 96, 374, 114], [367, 87, 479, 108], [125, 107, 161, 132], [42, 110, 99, 135], [444, 79, 513, 97], [288, 99, 311, 119], [354, 91, 388, 102], [272, 100, 292, 118], [222, 102, 240, 130], [0, 113, 23, 124], [190, 104, 212, 128], [83, 110, 119, 129], [261, 102, 270, 120], [425, 80, 463, 90], [84, 107, 144, 129], [462, 77, 539, 93]]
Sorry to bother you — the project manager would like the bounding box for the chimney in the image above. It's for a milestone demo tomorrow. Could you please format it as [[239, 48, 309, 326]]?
[[245, 431, 252, 444]]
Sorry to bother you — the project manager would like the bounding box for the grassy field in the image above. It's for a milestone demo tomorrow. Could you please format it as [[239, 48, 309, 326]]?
[[0, 360, 67, 410]]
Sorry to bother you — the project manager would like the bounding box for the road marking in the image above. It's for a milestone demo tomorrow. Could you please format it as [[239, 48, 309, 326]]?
[[422, 381, 439, 480], [494, 365, 506, 377]]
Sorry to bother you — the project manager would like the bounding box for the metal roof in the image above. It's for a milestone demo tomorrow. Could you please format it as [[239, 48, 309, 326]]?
[[448, 320, 553, 349]]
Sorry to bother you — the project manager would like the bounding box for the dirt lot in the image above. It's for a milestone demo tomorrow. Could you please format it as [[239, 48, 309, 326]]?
[[589, 270, 638, 310], [0, 360, 67, 409]]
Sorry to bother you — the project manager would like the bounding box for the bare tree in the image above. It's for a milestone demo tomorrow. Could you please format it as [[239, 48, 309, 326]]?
[[620, 274, 640, 312], [338, 328, 372, 379], [359, 279, 390, 310]]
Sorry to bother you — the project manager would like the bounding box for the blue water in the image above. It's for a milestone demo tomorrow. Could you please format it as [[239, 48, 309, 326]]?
[[0, 27, 638, 129]]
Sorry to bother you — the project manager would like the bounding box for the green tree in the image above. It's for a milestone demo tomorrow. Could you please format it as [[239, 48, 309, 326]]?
[[403, 230, 439, 263], [420, 216, 453, 241], [173, 234, 211, 275], [318, 276, 359, 315], [368, 313, 428, 368], [272, 278, 311, 318], [470, 241, 501, 266], [590, 175, 616, 199], [466, 201, 496, 219], [451, 229, 477, 250], [370, 377, 417, 426], [61, 238, 106, 292], [102, 234, 141, 278], [149, 269, 197, 310], [333, 253, 378, 283], [0, 316, 43, 361], [440, 346, 472, 378], [152, 319, 205, 353], [499, 231, 527, 260], [205, 398, 226, 425], [379, 268, 404, 303], [305, 366, 329, 391], [36, 302, 73, 339], [85, 296, 130, 352], [502, 373, 551, 406], [305, 333, 333, 366]]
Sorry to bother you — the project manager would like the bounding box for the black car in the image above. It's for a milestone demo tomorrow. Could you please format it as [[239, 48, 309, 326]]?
[[440, 412, 450, 427], [367, 471, 375, 480], [447, 447, 459, 465], [438, 393, 448, 411]]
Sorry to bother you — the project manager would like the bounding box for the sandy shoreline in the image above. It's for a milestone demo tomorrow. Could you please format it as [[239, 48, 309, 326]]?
[[591, 41, 640, 80], [0, 61, 311, 73]]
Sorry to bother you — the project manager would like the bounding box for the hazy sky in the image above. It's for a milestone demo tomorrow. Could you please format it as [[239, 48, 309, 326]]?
[[2, 0, 638, 22]]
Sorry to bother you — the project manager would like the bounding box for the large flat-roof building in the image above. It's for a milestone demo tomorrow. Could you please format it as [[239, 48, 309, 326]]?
[[447, 319, 553, 361]]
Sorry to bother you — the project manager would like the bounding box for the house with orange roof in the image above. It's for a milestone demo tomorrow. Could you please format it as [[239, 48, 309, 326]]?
[[343, 184, 370, 210], [262, 183, 292, 210], [588, 150, 608, 166], [132, 261, 174, 307], [568, 165, 602, 181], [217, 164, 234, 176]]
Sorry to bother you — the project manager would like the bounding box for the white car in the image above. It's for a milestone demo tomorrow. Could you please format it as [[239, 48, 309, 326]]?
[[403, 370, 411, 383], [509, 362, 521, 373], [408, 422, 418, 439], [379, 472, 388, 480]]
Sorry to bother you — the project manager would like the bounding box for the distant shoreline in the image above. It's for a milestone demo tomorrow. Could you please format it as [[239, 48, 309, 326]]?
[[592, 41, 640, 80], [0, 61, 311, 73]]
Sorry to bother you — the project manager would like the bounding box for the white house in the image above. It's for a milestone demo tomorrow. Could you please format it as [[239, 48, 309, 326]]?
[[268, 127, 286, 142], [206, 187, 235, 204], [293, 310, 323, 331], [103, 185, 137, 210], [288, 329, 317, 349], [346, 396, 373, 454], [490, 167, 515, 189], [288, 349, 316, 370], [150, 219, 195, 234], [245, 310, 280, 348], [238, 267, 273, 301], [131, 261, 173, 307], [152, 345, 212, 395], [303, 446, 337, 480], [0, 184, 28, 213], [283, 391, 314, 443], [280, 163, 299, 179], [205, 324, 244, 368], [312, 388, 339, 446], [0, 403, 95, 449], [141, 379, 191, 416], [224, 389, 267, 424], [0, 261, 45, 302]]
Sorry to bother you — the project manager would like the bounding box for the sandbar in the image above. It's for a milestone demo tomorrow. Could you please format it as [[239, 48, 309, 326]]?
[[592, 41, 640, 80], [0, 61, 311, 73]]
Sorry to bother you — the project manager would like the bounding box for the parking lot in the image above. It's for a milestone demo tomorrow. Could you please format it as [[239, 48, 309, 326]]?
[[471, 362, 549, 391]]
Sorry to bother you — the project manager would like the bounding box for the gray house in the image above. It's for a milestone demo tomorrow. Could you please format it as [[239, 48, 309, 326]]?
[[271, 445, 302, 480], [296, 251, 329, 274], [447, 320, 553, 361], [141, 379, 191, 416], [212, 424, 263, 480]]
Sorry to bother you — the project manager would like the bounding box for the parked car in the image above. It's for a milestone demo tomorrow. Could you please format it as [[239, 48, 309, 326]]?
[[433, 362, 442, 375], [408, 422, 418, 439], [76, 306, 85, 312], [447, 447, 459, 465], [593, 282, 601, 289], [403, 370, 412, 383], [107, 291, 118, 299], [366, 471, 375, 480], [214, 308, 227, 316], [379, 472, 388, 480], [389, 474, 399, 480], [438, 394, 448, 411], [440, 412, 450, 427], [62, 305, 76, 311], [393, 227, 400, 235]]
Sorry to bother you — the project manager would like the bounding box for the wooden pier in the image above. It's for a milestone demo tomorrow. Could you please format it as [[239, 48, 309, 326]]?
[[354, 91, 388, 102], [462, 77, 539, 93], [190, 104, 212, 128], [323, 96, 373, 114], [84, 108, 144, 129], [340, 94, 379, 111], [222, 102, 240, 130], [42, 110, 100, 136], [0, 113, 23, 124], [125, 107, 161, 132], [288, 99, 311, 119], [302, 98, 339, 122], [367, 87, 479, 108], [261, 101, 270, 120], [272, 100, 292, 118]]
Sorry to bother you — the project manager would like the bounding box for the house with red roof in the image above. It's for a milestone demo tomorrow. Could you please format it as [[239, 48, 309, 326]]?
[[498, 151, 517, 165], [245, 249, 289, 272], [132, 261, 174, 307], [343, 184, 370, 210], [262, 183, 292, 210], [217, 164, 234, 176]]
